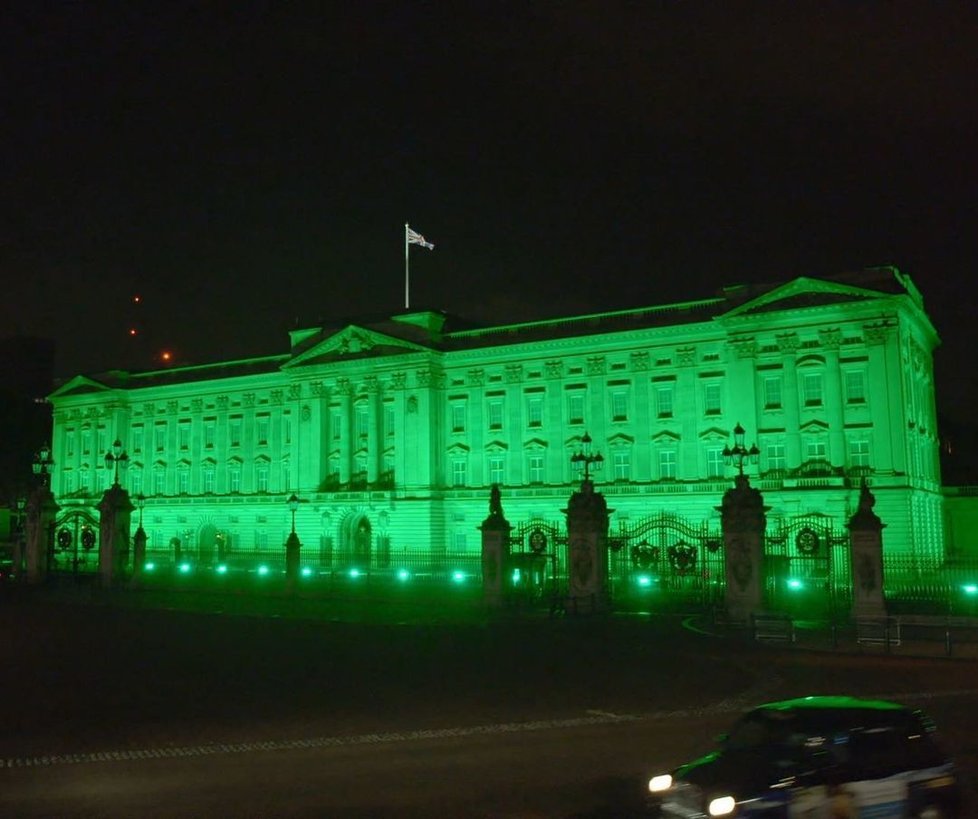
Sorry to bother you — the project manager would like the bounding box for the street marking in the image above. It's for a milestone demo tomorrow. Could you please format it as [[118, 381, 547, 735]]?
[[4, 688, 978, 771]]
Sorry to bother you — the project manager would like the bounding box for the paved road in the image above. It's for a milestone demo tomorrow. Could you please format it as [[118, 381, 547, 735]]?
[[2, 588, 977, 817]]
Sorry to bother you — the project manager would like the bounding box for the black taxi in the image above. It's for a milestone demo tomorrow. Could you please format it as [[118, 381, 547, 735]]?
[[648, 695, 961, 818]]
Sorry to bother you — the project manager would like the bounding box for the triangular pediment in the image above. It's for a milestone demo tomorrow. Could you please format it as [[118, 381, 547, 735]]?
[[651, 430, 680, 444], [800, 419, 829, 433], [698, 426, 730, 442], [721, 277, 887, 320], [284, 325, 431, 368], [49, 375, 112, 399]]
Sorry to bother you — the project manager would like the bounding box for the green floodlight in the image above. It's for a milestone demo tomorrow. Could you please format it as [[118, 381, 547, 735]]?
[[144, 562, 156, 572], [637, 574, 653, 588], [257, 564, 269, 576], [349, 568, 361, 579], [452, 570, 466, 583], [963, 584, 978, 596], [178, 562, 191, 574], [787, 578, 804, 591], [512, 568, 522, 584], [301, 566, 313, 578], [216, 564, 228, 575], [396, 568, 410, 581]]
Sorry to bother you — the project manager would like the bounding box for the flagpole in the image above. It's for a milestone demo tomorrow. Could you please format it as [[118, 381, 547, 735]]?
[[404, 222, 410, 310]]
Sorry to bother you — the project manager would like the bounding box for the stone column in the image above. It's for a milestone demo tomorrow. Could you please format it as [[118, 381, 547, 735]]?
[[98, 483, 134, 588], [25, 486, 59, 584], [480, 484, 512, 607], [564, 479, 611, 612], [847, 480, 887, 619], [720, 474, 769, 622]]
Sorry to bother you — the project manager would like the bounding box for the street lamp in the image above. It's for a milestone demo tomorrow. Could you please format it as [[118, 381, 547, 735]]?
[[723, 422, 760, 477], [135, 492, 146, 529], [570, 431, 604, 484], [287, 493, 300, 534], [32, 443, 54, 486], [105, 439, 130, 486]]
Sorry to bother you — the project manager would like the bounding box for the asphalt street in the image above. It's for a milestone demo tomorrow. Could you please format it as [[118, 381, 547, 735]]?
[[2, 586, 977, 817]]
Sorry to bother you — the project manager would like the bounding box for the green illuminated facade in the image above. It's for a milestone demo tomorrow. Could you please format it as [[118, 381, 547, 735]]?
[[47, 267, 946, 574]]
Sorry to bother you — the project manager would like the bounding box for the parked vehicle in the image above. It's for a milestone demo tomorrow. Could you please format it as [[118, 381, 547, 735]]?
[[648, 695, 961, 817]]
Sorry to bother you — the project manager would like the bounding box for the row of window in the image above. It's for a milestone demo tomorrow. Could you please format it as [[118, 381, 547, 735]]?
[[446, 371, 869, 434], [61, 462, 291, 497], [64, 415, 294, 458]]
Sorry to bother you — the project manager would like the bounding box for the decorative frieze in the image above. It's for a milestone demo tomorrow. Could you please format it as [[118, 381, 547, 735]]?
[[676, 347, 696, 367], [243, 393, 256, 407], [819, 329, 842, 351], [270, 389, 283, 405], [467, 368, 485, 386], [863, 322, 893, 345], [629, 351, 650, 371], [586, 356, 606, 376], [216, 396, 229, 411], [730, 338, 757, 360], [505, 364, 523, 384], [390, 372, 407, 390], [776, 333, 800, 355]]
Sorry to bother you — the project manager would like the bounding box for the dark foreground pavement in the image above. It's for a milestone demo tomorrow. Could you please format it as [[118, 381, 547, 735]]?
[[2, 583, 978, 817]]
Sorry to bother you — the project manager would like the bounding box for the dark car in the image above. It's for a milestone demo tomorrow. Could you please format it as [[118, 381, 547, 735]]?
[[648, 695, 961, 818]]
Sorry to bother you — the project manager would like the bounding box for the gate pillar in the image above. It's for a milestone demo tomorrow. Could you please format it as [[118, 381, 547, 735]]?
[[847, 480, 887, 619], [564, 479, 611, 611], [719, 474, 769, 622], [25, 485, 59, 584], [480, 485, 512, 607], [98, 483, 134, 588]]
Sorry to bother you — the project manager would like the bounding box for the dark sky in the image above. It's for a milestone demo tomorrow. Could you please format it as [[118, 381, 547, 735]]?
[[2, 2, 976, 423]]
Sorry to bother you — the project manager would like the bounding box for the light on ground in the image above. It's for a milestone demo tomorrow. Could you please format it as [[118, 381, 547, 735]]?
[[216, 564, 228, 574], [637, 574, 652, 587], [452, 570, 466, 583], [144, 562, 155, 571], [963, 584, 978, 595], [301, 567, 313, 577], [349, 568, 361, 579], [178, 562, 191, 574], [512, 568, 521, 584], [257, 564, 269, 576], [787, 578, 804, 590], [397, 569, 410, 581]]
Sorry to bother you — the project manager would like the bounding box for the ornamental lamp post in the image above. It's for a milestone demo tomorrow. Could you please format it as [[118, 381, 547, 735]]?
[[285, 493, 301, 590], [287, 493, 300, 534], [570, 431, 604, 484], [104, 439, 130, 487], [133, 492, 147, 575], [135, 492, 146, 529], [723, 422, 760, 478]]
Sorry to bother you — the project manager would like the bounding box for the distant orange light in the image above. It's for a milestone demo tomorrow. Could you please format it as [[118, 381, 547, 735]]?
[[161, 351, 172, 362], [129, 328, 138, 336], [133, 295, 141, 303]]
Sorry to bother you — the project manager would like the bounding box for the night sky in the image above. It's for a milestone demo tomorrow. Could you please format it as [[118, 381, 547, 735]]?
[[2, 3, 976, 427]]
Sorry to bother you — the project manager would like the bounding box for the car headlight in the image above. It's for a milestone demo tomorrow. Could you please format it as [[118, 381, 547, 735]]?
[[648, 774, 672, 793], [708, 795, 736, 816]]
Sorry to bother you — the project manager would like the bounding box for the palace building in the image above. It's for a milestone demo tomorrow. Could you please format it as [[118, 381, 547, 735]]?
[[46, 266, 946, 580]]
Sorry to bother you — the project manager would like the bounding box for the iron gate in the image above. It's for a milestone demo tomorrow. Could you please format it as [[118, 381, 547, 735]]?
[[764, 513, 851, 616], [612, 512, 723, 606]]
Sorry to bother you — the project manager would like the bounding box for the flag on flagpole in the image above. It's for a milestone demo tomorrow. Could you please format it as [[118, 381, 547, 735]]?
[[406, 226, 434, 250]]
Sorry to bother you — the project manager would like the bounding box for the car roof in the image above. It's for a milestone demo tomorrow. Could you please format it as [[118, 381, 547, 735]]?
[[752, 695, 907, 713]]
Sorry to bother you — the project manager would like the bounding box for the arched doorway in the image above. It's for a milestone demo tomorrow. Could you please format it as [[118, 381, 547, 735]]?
[[345, 514, 372, 567]]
